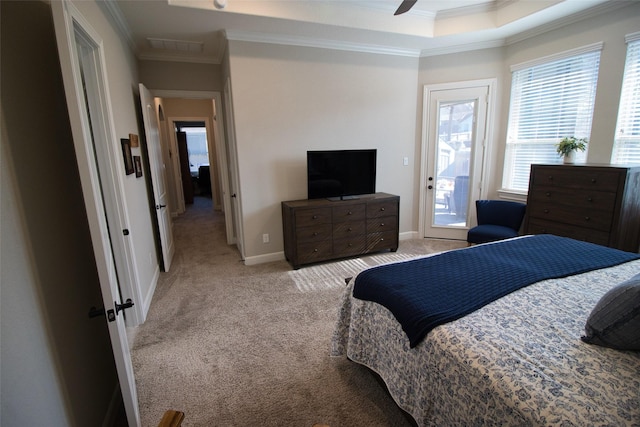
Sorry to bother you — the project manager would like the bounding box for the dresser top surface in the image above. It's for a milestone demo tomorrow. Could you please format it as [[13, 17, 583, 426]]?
[[282, 192, 398, 208], [531, 163, 640, 172]]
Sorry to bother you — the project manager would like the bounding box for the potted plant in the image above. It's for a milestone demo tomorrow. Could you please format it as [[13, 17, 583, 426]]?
[[556, 136, 588, 164]]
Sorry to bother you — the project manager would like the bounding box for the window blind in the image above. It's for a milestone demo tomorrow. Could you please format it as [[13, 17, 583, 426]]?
[[503, 50, 601, 192], [612, 34, 640, 164]]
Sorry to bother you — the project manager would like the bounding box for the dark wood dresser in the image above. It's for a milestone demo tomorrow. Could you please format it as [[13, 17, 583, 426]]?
[[282, 193, 399, 269], [524, 164, 640, 253]]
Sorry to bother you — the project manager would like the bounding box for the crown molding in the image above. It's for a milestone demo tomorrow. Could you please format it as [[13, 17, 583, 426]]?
[[420, 38, 507, 57], [224, 30, 422, 58], [506, 1, 630, 46], [98, 0, 137, 53], [137, 51, 222, 65], [436, 0, 505, 19]]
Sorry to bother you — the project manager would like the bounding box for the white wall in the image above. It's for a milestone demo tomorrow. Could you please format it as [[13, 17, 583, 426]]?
[[227, 41, 420, 260], [1, 110, 73, 427]]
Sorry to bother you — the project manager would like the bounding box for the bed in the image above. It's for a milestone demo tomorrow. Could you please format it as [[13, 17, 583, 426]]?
[[331, 235, 640, 426]]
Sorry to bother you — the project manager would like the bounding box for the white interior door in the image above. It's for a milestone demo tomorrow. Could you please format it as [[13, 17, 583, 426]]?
[[51, 1, 140, 425], [421, 82, 493, 240], [139, 84, 175, 271]]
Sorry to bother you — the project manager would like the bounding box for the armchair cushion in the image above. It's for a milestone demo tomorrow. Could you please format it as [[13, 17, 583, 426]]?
[[467, 224, 520, 244], [467, 200, 526, 244]]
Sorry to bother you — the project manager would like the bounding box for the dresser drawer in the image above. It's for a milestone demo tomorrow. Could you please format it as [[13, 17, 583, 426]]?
[[527, 202, 613, 232], [526, 218, 610, 246], [366, 231, 398, 252], [366, 216, 398, 233], [528, 188, 617, 211], [367, 200, 398, 218], [333, 237, 366, 256], [295, 223, 332, 243], [531, 166, 620, 192], [296, 240, 333, 264], [332, 204, 365, 222], [294, 207, 331, 227], [333, 221, 365, 239]]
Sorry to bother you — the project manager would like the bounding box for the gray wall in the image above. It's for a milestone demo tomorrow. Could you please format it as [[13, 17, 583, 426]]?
[[227, 42, 421, 261], [1, 1, 118, 425]]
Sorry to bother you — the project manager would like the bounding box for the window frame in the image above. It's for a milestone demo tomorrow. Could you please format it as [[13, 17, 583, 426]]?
[[501, 43, 603, 194]]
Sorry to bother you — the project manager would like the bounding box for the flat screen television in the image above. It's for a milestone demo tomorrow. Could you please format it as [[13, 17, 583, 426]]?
[[307, 149, 376, 200]]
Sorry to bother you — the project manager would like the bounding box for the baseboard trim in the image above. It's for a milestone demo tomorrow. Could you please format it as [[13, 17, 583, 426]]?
[[243, 251, 285, 266], [399, 231, 419, 240]]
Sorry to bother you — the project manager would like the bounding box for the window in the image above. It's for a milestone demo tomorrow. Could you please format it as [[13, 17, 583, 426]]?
[[612, 33, 640, 164], [502, 45, 602, 192]]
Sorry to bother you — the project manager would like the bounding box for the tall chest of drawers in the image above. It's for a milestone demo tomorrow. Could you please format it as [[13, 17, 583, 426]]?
[[282, 193, 399, 269], [524, 164, 640, 253]]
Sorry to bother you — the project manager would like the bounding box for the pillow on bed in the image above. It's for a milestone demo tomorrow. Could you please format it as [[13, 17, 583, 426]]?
[[582, 273, 640, 351]]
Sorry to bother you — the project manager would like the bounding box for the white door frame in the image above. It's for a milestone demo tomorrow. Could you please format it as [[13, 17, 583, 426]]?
[[51, 1, 140, 425], [223, 78, 245, 258], [419, 79, 496, 240], [153, 90, 235, 245]]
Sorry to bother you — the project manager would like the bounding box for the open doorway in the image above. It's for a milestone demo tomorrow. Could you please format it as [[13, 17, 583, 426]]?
[[175, 121, 211, 204]]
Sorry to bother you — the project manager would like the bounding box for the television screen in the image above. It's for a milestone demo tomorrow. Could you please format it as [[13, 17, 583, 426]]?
[[307, 149, 376, 200]]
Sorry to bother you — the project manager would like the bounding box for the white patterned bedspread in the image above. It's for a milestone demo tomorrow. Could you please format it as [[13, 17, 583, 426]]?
[[331, 256, 640, 426]]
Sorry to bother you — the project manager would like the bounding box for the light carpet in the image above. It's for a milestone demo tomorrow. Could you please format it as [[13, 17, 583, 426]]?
[[130, 197, 466, 427]]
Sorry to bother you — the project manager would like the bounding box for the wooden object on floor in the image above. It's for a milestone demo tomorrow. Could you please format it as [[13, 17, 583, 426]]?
[[524, 164, 640, 252], [158, 410, 185, 427], [282, 193, 400, 269]]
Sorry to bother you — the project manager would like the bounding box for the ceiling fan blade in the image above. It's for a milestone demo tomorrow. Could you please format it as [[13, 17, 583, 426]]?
[[394, 0, 417, 15]]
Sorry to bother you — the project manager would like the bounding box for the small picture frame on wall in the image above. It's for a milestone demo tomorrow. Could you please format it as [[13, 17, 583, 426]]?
[[134, 156, 143, 178], [129, 133, 139, 148], [121, 138, 134, 175]]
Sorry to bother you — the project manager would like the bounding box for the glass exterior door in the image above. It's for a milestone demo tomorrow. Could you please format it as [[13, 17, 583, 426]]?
[[433, 100, 475, 227], [422, 85, 489, 240]]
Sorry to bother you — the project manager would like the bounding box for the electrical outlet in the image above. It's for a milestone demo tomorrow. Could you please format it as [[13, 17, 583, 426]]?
[[403, 156, 409, 166], [263, 233, 270, 243]]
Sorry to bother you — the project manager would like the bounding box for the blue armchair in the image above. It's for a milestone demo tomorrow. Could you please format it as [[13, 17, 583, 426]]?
[[467, 200, 526, 244]]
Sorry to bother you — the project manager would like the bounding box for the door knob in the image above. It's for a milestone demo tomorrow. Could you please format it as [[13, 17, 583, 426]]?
[[155, 204, 166, 210], [231, 193, 237, 198], [428, 185, 433, 190], [115, 298, 134, 314]]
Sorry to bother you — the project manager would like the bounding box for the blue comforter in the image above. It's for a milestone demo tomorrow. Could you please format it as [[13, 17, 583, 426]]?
[[353, 235, 640, 347]]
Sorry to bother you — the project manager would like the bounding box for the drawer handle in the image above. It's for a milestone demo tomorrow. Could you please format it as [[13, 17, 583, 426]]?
[[380, 207, 385, 212], [587, 197, 593, 202], [585, 216, 590, 221], [313, 232, 318, 236], [313, 248, 318, 252], [380, 223, 385, 227], [545, 192, 551, 197], [312, 215, 318, 220], [348, 211, 353, 215], [544, 209, 549, 214], [348, 243, 353, 247], [348, 227, 353, 231], [548, 175, 554, 181], [380, 238, 385, 241], [591, 178, 597, 183]]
